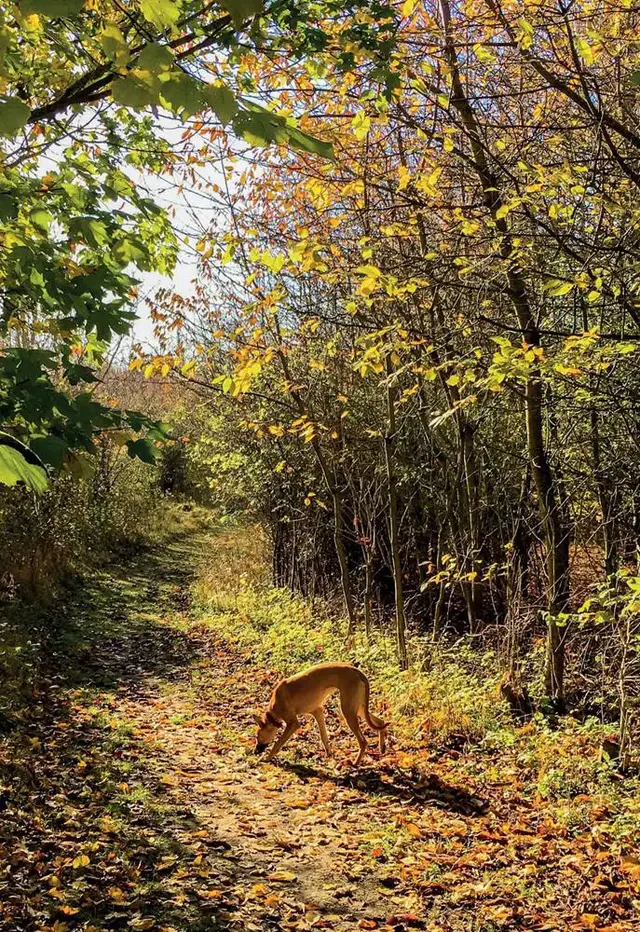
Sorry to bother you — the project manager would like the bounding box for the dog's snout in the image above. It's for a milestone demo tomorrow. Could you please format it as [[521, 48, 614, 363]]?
[[255, 742, 267, 755]]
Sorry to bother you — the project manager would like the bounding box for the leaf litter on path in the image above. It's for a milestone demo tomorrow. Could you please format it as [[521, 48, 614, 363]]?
[[1, 530, 638, 931]]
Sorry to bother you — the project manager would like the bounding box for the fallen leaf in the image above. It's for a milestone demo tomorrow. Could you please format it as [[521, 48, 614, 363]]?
[[269, 869, 297, 882]]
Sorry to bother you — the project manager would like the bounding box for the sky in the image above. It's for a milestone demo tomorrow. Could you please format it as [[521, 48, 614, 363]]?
[[121, 117, 231, 351]]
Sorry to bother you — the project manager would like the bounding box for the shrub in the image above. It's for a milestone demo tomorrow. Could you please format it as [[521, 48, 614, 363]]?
[[193, 523, 506, 748], [0, 444, 162, 600]]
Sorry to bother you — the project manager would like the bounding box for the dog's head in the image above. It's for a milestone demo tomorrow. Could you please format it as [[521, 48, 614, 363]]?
[[252, 710, 280, 754]]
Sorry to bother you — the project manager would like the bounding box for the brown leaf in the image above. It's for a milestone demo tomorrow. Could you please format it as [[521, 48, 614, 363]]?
[[269, 869, 297, 882]]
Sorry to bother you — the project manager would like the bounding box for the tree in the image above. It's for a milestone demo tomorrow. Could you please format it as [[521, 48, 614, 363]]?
[[144, 0, 640, 703], [1, 0, 390, 488]]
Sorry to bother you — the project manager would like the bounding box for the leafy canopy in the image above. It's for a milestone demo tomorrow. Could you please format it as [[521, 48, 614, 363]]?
[[1, 0, 396, 487]]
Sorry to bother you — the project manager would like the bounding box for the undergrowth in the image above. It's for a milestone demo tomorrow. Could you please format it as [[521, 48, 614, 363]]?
[[194, 520, 640, 844]]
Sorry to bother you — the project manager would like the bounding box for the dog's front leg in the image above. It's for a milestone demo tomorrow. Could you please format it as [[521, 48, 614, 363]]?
[[312, 707, 333, 757], [264, 717, 300, 761]]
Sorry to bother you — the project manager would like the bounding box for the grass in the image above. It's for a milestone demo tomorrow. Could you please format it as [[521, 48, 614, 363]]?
[[193, 518, 640, 847], [2, 507, 640, 930], [193, 520, 507, 747]]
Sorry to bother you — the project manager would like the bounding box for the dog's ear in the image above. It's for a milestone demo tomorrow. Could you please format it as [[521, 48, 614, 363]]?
[[252, 712, 264, 726]]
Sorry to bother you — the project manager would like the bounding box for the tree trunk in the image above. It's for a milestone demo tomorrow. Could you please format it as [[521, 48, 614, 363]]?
[[328, 477, 357, 635], [272, 331, 357, 634], [438, 0, 571, 705], [590, 405, 619, 579], [384, 354, 408, 669], [364, 556, 373, 641]]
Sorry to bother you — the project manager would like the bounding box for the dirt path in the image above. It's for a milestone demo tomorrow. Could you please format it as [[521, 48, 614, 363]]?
[[91, 531, 485, 930], [1, 526, 636, 932]]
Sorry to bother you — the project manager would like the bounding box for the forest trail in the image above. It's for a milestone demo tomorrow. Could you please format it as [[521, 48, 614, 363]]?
[[0, 525, 636, 932]]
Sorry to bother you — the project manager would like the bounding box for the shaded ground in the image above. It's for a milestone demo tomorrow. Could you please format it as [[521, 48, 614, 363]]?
[[1, 526, 638, 931]]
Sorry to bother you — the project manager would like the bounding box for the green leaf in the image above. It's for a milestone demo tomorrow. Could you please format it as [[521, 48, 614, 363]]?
[[139, 0, 180, 29], [234, 102, 333, 158], [203, 84, 238, 126], [284, 124, 334, 160], [21, 0, 85, 18], [101, 24, 130, 67], [137, 42, 174, 73], [233, 109, 286, 146], [0, 97, 31, 136], [86, 218, 109, 246], [111, 74, 159, 109], [220, 0, 262, 27], [29, 208, 54, 232], [0, 445, 47, 493], [65, 452, 95, 480], [126, 437, 161, 464], [113, 236, 148, 266], [30, 435, 68, 469], [0, 192, 18, 221], [160, 74, 204, 117]]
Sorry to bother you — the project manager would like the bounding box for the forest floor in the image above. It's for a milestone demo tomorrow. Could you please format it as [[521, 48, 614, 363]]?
[[1, 520, 639, 932]]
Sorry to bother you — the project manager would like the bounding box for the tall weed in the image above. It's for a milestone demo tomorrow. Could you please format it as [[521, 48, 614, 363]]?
[[194, 522, 506, 747], [193, 521, 640, 834]]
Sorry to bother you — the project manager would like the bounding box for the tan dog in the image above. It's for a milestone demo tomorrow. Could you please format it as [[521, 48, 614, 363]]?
[[252, 662, 387, 765]]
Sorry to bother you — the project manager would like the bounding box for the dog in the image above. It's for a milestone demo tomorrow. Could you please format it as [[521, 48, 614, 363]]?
[[252, 662, 388, 765]]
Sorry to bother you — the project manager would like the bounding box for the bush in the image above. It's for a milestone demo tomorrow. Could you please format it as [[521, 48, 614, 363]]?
[[193, 522, 507, 748], [193, 521, 640, 844], [0, 442, 162, 601]]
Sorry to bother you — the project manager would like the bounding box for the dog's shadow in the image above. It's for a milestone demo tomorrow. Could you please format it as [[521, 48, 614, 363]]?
[[276, 759, 489, 817]]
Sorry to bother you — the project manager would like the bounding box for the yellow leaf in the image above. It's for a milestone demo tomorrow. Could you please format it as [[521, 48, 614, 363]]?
[[575, 36, 594, 65], [72, 854, 90, 869], [405, 822, 422, 838], [351, 111, 371, 141], [249, 883, 268, 897], [473, 42, 496, 64], [269, 870, 297, 882]]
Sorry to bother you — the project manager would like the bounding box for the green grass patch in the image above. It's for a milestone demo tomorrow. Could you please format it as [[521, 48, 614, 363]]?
[[193, 521, 640, 838], [193, 523, 507, 748]]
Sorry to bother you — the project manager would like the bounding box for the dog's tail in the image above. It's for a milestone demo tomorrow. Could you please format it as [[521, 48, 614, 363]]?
[[360, 670, 388, 731]]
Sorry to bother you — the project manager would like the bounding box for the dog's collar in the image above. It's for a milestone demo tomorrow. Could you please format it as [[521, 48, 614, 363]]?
[[265, 710, 282, 727]]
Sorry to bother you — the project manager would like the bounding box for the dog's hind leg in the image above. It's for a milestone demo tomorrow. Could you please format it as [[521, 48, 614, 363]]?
[[340, 695, 367, 765], [366, 710, 387, 753], [312, 707, 333, 757], [360, 674, 388, 755]]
